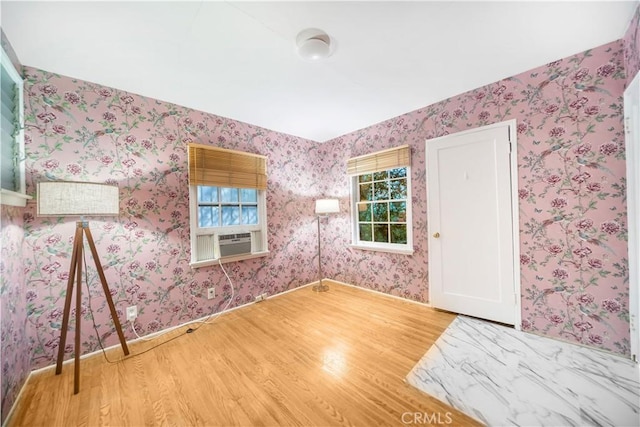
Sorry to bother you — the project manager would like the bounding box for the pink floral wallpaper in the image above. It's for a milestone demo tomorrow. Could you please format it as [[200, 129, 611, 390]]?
[[321, 39, 632, 355], [1, 206, 30, 421], [20, 66, 322, 371], [1, 4, 639, 422]]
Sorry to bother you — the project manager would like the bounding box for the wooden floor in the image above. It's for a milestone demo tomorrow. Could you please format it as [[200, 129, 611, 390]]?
[[8, 281, 480, 426]]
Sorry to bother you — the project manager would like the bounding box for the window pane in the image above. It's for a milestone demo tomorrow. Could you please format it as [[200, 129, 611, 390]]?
[[390, 224, 407, 244], [198, 206, 219, 227], [221, 206, 240, 225], [359, 224, 372, 241], [359, 183, 373, 201], [352, 167, 411, 248], [220, 187, 238, 203], [1, 65, 17, 191], [242, 206, 258, 225], [374, 224, 389, 243], [1, 130, 15, 190], [358, 203, 371, 222], [372, 202, 388, 222], [373, 171, 388, 181], [389, 167, 407, 179], [389, 202, 406, 222], [390, 179, 407, 200], [198, 186, 218, 203], [373, 181, 388, 200], [241, 188, 257, 203]]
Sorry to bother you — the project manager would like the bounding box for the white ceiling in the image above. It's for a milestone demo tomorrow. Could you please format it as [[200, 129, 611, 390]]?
[[1, 1, 638, 142]]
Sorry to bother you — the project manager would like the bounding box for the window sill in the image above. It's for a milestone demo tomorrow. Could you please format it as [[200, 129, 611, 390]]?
[[349, 243, 414, 255], [190, 251, 270, 269], [0, 189, 31, 207]]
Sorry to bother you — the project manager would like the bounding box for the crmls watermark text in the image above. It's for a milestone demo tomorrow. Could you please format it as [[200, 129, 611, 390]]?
[[401, 411, 453, 425]]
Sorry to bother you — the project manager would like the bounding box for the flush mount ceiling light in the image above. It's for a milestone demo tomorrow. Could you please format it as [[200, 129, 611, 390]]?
[[296, 28, 334, 61]]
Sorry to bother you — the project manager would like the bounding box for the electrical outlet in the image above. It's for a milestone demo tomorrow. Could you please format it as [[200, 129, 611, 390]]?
[[255, 292, 268, 302], [126, 305, 137, 321], [207, 287, 215, 300]]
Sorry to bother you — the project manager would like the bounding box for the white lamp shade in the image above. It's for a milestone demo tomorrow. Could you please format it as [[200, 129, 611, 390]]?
[[315, 198, 339, 215], [37, 181, 120, 217]]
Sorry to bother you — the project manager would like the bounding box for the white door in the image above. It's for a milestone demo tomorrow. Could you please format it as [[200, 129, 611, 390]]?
[[624, 73, 639, 362], [427, 120, 519, 325]]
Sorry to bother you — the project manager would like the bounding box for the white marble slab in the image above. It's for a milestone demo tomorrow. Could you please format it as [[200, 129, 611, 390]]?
[[406, 316, 640, 426]]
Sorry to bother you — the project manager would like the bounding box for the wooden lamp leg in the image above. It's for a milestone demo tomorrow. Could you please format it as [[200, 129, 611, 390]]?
[[55, 224, 83, 375], [55, 221, 130, 395], [84, 224, 130, 356], [74, 229, 83, 394]]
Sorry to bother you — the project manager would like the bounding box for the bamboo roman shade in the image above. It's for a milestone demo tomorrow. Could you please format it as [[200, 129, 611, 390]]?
[[188, 143, 267, 190], [347, 145, 411, 175]]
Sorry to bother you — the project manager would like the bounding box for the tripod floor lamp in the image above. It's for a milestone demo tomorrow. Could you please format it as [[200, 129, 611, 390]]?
[[314, 199, 339, 292], [37, 181, 129, 394]]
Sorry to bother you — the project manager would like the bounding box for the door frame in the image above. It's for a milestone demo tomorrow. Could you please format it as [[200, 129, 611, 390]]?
[[624, 73, 639, 362], [426, 119, 521, 329]]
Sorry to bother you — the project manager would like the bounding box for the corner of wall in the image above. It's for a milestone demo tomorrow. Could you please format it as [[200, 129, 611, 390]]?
[[623, 2, 640, 86], [1, 29, 23, 75]]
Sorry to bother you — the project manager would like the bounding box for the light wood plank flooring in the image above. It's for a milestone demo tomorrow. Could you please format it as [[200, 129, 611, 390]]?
[[8, 281, 480, 426]]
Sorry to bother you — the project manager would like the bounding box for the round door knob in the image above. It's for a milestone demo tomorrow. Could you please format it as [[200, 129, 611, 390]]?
[[433, 232, 440, 238]]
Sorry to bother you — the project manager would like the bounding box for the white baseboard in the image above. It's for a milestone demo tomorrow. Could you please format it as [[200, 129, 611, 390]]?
[[325, 278, 432, 308]]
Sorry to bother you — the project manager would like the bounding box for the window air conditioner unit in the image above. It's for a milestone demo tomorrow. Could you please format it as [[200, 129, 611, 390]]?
[[215, 233, 252, 258]]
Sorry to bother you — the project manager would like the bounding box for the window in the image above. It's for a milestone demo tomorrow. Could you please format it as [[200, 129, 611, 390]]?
[[197, 186, 259, 227], [188, 144, 268, 267], [0, 46, 29, 207], [348, 145, 413, 254]]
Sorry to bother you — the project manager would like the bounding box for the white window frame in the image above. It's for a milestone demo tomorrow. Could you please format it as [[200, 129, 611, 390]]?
[[349, 166, 414, 255], [189, 185, 268, 268], [0, 46, 29, 207]]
